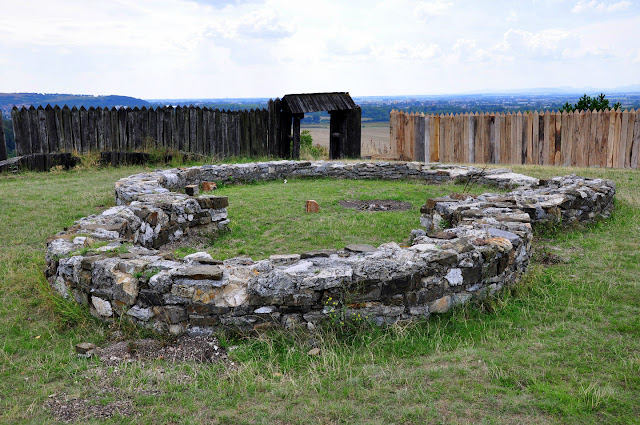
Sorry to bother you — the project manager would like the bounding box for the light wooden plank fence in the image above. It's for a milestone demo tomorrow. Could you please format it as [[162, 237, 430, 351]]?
[[390, 109, 640, 169]]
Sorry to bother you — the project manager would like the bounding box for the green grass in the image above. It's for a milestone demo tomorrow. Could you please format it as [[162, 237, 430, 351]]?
[[201, 178, 485, 260], [0, 162, 639, 424]]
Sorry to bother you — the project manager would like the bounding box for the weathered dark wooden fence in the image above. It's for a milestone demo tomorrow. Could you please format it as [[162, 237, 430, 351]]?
[[10, 101, 285, 159], [390, 109, 640, 169]]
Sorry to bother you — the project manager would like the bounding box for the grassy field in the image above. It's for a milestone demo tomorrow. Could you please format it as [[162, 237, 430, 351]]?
[[0, 162, 639, 424], [186, 178, 486, 260]]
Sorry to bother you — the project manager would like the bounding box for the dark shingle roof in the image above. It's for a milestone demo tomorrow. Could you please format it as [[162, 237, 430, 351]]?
[[281, 92, 357, 114]]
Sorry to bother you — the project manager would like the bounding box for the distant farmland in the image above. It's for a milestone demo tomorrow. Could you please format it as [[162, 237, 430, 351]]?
[[301, 121, 390, 157]]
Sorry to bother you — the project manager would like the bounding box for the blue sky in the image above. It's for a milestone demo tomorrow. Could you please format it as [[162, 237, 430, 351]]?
[[0, 0, 638, 98]]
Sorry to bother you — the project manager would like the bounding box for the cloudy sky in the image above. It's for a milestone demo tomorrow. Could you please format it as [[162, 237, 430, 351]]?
[[0, 0, 638, 98]]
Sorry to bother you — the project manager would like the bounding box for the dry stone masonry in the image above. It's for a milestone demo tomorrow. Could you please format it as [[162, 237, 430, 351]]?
[[45, 161, 616, 336]]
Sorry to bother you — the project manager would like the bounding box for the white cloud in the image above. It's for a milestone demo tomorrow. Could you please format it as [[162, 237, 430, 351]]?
[[0, 0, 638, 97], [415, 0, 453, 20], [381, 42, 442, 61], [571, 0, 631, 13], [494, 28, 580, 60]]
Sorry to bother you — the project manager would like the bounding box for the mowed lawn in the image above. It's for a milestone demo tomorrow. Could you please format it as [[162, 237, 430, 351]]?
[[0, 162, 639, 424]]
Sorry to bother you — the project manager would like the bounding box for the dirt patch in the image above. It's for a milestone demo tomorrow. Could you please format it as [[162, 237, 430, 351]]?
[[533, 246, 570, 265], [96, 335, 227, 366], [44, 393, 134, 423], [339, 199, 412, 212], [45, 335, 229, 422], [158, 232, 211, 255]]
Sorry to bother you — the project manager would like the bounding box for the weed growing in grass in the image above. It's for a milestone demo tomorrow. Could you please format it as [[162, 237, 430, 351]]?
[[580, 382, 614, 411]]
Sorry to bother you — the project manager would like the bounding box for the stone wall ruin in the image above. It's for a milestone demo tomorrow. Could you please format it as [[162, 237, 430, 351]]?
[[45, 161, 616, 335]]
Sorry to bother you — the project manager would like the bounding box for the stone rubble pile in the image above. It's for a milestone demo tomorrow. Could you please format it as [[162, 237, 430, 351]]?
[[45, 161, 615, 335]]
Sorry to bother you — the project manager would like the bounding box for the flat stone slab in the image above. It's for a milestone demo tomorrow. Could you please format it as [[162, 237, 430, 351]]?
[[300, 249, 338, 259], [173, 266, 223, 280], [344, 244, 377, 253]]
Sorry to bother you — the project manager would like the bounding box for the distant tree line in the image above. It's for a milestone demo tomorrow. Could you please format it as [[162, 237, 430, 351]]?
[[559, 93, 621, 112]]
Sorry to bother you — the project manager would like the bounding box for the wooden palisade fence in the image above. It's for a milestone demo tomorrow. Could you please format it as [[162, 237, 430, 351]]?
[[390, 109, 640, 169], [10, 101, 286, 159]]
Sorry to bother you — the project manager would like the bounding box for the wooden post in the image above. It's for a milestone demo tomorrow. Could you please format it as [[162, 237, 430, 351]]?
[[250, 109, 257, 157], [494, 113, 502, 164], [55, 106, 65, 153], [213, 109, 222, 156], [280, 109, 292, 159], [189, 106, 197, 154], [44, 105, 57, 154], [587, 109, 598, 167], [624, 109, 635, 168], [274, 98, 282, 157], [88, 107, 97, 152], [562, 110, 573, 166], [475, 113, 484, 165], [462, 113, 470, 164], [80, 106, 90, 153], [109, 107, 119, 151], [147, 107, 157, 149], [468, 113, 476, 164], [0, 113, 6, 161], [424, 114, 431, 162], [431, 114, 439, 162], [436, 114, 444, 163], [415, 113, 425, 162], [162, 106, 171, 150], [554, 111, 562, 166], [140, 106, 149, 149], [201, 107, 210, 156], [205, 108, 215, 157], [631, 109, 640, 169], [173, 106, 182, 151], [576, 111, 586, 167], [619, 109, 630, 168], [221, 110, 228, 157], [13, 107, 28, 156], [101, 107, 111, 151], [526, 112, 534, 164], [96, 106, 105, 152], [389, 110, 397, 157], [196, 107, 204, 155], [292, 114, 301, 159], [183, 106, 191, 153], [36, 106, 49, 154], [70, 107, 80, 152]]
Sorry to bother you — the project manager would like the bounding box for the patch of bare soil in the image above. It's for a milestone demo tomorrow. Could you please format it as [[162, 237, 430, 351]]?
[[44, 393, 134, 423], [97, 335, 227, 366], [45, 335, 229, 422], [158, 232, 211, 255], [533, 246, 570, 265], [339, 199, 412, 212]]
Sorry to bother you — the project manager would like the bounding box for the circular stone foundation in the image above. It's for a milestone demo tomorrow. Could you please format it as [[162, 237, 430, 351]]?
[[45, 161, 616, 335]]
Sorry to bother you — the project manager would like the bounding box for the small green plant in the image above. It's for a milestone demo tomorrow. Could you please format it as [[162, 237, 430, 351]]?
[[298, 130, 328, 160], [439, 217, 451, 230], [322, 282, 372, 336], [133, 267, 161, 280]]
